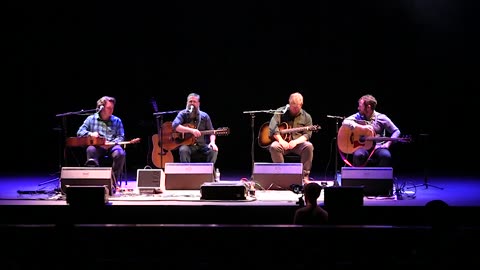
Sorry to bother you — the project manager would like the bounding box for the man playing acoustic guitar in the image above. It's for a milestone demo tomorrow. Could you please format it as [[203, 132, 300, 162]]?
[[76, 96, 128, 189], [340, 94, 401, 167], [267, 92, 316, 184], [171, 93, 219, 165]]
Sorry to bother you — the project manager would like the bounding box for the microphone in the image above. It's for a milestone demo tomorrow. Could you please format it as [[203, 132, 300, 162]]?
[[282, 104, 290, 114], [187, 105, 194, 113], [327, 115, 344, 120], [97, 105, 104, 113]]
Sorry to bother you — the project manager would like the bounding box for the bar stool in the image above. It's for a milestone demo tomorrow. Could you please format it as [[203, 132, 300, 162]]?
[[85, 154, 128, 187], [284, 154, 301, 163]]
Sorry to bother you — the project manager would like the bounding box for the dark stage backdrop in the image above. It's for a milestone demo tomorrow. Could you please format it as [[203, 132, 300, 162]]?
[[8, 1, 477, 176]]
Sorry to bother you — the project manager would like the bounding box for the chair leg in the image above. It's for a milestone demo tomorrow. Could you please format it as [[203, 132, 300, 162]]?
[[116, 161, 128, 188], [122, 165, 127, 187]]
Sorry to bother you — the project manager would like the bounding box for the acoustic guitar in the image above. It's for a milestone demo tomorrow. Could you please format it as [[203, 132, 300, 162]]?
[[151, 98, 174, 169], [257, 122, 321, 148], [159, 121, 230, 150], [337, 125, 411, 154], [66, 136, 141, 149]]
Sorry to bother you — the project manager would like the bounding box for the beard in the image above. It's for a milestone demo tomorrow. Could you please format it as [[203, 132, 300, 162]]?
[[189, 107, 199, 117]]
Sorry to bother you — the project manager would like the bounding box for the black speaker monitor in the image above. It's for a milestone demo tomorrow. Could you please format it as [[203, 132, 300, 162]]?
[[341, 167, 394, 197], [65, 185, 109, 207], [324, 186, 364, 209], [60, 167, 113, 195], [252, 162, 303, 190]]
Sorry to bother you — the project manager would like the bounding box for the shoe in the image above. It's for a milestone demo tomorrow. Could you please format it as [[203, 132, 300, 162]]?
[[303, 177, 315, 185]]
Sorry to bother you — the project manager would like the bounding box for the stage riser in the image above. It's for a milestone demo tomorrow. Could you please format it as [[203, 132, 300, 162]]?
[[2, 225, 480, 269], [2, 205, 480, 227]]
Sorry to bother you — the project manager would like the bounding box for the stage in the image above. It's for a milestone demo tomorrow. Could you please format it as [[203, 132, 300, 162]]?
[[1, 169, 480, 226], [1, 169, 480, 269]]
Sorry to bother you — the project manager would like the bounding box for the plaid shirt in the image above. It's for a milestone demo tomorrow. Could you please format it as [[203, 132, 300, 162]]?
[[77, 112, 125, 143]]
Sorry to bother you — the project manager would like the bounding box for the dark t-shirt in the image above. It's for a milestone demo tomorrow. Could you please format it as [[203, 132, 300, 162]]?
[[293, 205, 329, 225]]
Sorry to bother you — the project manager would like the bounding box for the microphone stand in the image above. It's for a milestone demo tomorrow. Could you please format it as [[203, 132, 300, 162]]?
[[38, 108, 97, 188], [408, 134, 443, 190], [153, 110, 181, 169], [326, 115, 345, 181], [333, 119, 340, 180], [243, 108, 285, 180]]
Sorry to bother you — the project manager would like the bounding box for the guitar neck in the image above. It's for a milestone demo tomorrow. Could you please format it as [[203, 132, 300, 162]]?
[[280, 126, 315, 134], [200, 130, 220, 136], [105, 138, 140, 146], [105, 141, 132, 146], [364, 137, 404, 142]]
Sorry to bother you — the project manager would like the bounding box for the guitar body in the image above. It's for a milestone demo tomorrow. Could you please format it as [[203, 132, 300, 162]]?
[[150, 98, 174, 169], [157, 122, 194, 151], [337, 125, 411, 154], [151, 133, 174, 169], [337, 125, 375, 154], [66, 136, 106, 147], [258, 122, 320, 148], [159, 121, 230, 151], [258, 122, 289, 148], [66, 137, 141, 149]]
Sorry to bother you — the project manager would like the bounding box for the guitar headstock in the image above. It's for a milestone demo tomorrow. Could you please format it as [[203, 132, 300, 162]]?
[[131, 138, 141, 144], [215, 127, 230, 136], [399, 135, 413, 143], [151, 98, 159, 113], [310, 125, 321, 132]]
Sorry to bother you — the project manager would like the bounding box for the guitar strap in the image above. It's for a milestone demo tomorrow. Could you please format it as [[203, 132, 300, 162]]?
[[339, 147, 377, 167], [196, 114, 201, 129]]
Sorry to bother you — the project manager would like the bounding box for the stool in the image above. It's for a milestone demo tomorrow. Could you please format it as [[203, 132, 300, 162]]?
[[103, 155, 128, 188], [86, 155, 128, 187], [284, 154, 309, 180], [284, 154, 301, 163]]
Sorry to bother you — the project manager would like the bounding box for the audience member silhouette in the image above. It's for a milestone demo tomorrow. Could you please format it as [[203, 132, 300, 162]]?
[[421, 199, 459, 267], [425, 199, 452, 230], [293, 182, 328, 225]]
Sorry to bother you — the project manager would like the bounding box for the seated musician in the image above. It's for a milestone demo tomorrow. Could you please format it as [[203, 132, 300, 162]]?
[[341, 94, 401, 167], [267, 92, 315, 183], [76, 96, 126, 188], [171, 93, 218, 164]]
